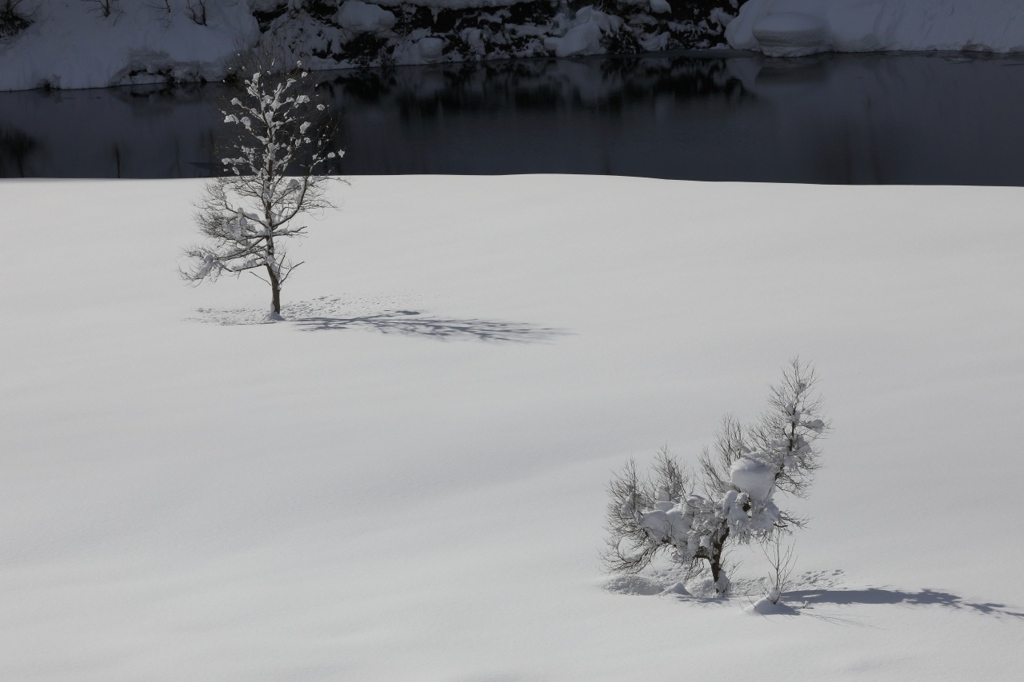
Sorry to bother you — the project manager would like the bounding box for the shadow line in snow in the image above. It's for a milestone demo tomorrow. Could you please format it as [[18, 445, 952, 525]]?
[[788, 588, 1024, 620], [606, 573, 1024, 622], [291, 310, 566, 343]]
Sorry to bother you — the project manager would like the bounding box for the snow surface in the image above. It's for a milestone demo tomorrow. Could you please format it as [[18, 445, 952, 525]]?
[[3, 175, 1024, 680], [727, 0, 1024, 56]]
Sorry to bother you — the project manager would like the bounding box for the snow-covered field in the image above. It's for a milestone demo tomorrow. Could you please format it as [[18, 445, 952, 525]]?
[[3, 175, 1024, 680]]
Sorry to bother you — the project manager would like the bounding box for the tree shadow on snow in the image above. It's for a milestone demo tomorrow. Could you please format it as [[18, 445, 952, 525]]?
[[291, 310, 566, 343], [787, 587, 1024, 620], [189, 298, 567, 343]]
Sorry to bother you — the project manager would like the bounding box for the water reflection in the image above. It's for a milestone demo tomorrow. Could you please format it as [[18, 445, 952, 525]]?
[[2, 52, 1024, 184]]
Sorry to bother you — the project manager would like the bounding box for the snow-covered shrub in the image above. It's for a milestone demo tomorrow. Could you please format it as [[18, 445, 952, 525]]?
[[603, 360, 828, 595], [181, 52, 344, 319]]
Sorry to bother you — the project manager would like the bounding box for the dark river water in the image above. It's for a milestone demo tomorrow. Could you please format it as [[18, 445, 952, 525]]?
[[2, 51, 1024, 185]]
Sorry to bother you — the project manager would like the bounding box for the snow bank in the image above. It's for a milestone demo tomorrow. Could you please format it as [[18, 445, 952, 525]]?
[[0, 0, 732, 91], [727, 0, 1024, 56], [0, 1, 258, 91], [543, 7, 622, 58]]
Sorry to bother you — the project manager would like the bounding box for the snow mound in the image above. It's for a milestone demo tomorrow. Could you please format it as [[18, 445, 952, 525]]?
[[661, 581, 692, 596], [336, 1, 397, 35], [750, 12, 827, 57], [416, 36, 446, 62], [543, 7, 622, 58], [604, 574, 667, 596], [744, 596, 799, 615], [729, 456, 777, 501], [649, 0, 671, 15], [726, 0, 1024, 55]]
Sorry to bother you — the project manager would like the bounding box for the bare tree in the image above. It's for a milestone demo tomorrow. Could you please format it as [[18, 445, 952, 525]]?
[[181, 56, 343, 319], [81, 0, 116, 18], [184, 0, 206, 25], [603, 360, 829, 595], [760, 535, 796, 605], [0, 0, 33, 37], [143, 0, 171, 14]]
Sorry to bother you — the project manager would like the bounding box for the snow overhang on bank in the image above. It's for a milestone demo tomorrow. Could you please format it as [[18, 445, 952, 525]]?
[[725, 0, 1024, 57], [0, 0, 741, 91], [0, 1, 259, 92], [0, 0, 733, 91]]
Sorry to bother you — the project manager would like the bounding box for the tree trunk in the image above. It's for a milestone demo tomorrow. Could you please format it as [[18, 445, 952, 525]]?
[[709, 526, 729, 595], [267, 262, 281, 315], [265, 229, 282, 316]]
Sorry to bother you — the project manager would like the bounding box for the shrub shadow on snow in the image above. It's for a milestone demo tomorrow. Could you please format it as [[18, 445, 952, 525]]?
[[291, 310, 566, 343], [788, 588, 1024, 620]]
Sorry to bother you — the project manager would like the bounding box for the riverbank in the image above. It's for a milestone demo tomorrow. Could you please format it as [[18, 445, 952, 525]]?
[[6, 0, 1024, 93], [0, 0, 737, 91], [6, 53, 1024, 185]]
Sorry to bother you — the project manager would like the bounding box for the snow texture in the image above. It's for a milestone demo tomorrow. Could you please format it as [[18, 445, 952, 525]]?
[[3, 175, 1024, 679], [729, 456, 777, 502], [336, 1, 397, 34], [727, 0, 1024, 56]]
